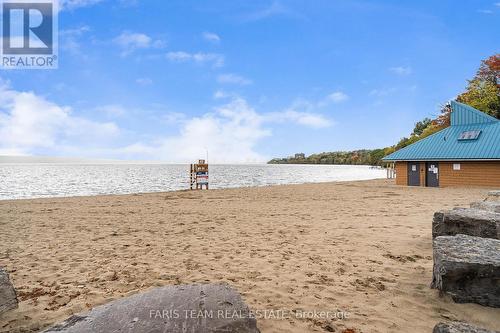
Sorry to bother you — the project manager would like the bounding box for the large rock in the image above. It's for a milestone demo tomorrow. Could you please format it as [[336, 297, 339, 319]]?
[[470, 201, 500, 213], [487, 191, 500, 201], [432, 208, 500, 239], [0, 267, 18, 315], [43, 283, 260, 333], [431, 235, 500, 307], [433, 321, 499, 333]]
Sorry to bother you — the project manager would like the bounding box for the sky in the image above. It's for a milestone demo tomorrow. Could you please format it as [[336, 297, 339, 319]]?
[[0, 0, 499, 163]]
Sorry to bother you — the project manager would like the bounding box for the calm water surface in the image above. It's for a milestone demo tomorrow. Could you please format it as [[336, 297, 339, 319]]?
[[0, 164, 386, 200]]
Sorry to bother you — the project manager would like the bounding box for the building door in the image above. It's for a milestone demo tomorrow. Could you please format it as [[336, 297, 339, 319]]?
[[407, 162, 420, 186], [426, 162, 439, 187]]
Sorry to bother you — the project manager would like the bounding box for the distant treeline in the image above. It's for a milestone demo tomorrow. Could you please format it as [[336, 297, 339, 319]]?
[[268, 54, 499, 166], [268, 149, 387, 166]]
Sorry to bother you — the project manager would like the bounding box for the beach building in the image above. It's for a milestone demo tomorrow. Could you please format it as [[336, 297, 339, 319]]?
[[383, 101, 500, 187]]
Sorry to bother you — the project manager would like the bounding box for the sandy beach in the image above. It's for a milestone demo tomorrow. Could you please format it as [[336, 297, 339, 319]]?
[[1, 179, 499, 333]]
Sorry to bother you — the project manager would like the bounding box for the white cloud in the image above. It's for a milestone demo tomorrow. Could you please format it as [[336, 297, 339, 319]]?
[[0, 147, 26, 156], [60, 0, 103, 10], [213, 90, 229, 99], [315, 91, 349, 107], [94, 104, 127, 116], [290, 111, 331, 128], [202, 32, 221, 43], [60, 26, 91, 36], [0, 79, 332, 162], [61, 0, 136, 10], [325, 91, 349, 103], [136, 78, 153, 85], [121, 98, 270, 163], [244, 1, 304, 21], [162, 112, 187, 124], [267, 98, 333, 128], [369, 85, 417, 99], [0, 80, 119, 156], [217, 73, 252, 85], [117, 142, 157, 155], [265, 98, 333, 128], [265, 110, 332, 128], [119, 0, 139, 7], [60, 26, 90, 56], [389, 66, 412, 75], [165, 51, 191, 61], [166, 51, 224, 67], [495, 2, 500, 7], [369, 87, 397, 97], [113, 32, 165, 56], [118, 96, 332, 163], [252, 1, 286, 19]]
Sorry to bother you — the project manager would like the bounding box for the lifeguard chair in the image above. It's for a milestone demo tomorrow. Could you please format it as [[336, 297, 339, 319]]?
[[190, 159, 209, 190]]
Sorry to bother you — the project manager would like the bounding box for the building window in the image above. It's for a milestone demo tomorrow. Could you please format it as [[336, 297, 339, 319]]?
[[458, 130, 481, 141], [453, 163, 461, 171]]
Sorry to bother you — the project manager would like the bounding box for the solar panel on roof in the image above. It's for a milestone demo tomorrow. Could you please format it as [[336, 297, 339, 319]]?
[[458, 130, 481, 141]]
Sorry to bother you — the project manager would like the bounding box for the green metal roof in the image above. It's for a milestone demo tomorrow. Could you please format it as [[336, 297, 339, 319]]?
[[383, 101, 500, 161]]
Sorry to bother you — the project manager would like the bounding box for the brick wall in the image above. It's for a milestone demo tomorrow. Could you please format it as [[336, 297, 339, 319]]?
[[395, 161, 500, 187], [395, 162, 407, 186], [440, 161, 500, 187]]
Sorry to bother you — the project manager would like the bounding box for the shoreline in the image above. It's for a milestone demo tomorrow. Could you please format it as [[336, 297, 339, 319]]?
[[0, 176, 386, 202], [1, 179, 499, 332]]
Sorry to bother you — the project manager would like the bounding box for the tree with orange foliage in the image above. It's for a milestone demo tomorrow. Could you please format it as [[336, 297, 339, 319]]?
[[457, 54, 500, 118], [430, 54, 499, 130], [387, 54, 499, 156], [477, 53, 500, 87]]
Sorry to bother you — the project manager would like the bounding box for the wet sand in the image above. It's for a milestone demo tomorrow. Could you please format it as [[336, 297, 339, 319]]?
[[1, 179, 499, 332]]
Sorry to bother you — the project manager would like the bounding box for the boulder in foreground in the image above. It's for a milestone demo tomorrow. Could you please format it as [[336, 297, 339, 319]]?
[[433, 321, 499, 333], [432, 208, 500, 239], [431, 234, 500, 307], [0, 267, 18, 315], [471, 201, 500, 213], [487, 191, 500, 201], [43, 283, 260, 333]]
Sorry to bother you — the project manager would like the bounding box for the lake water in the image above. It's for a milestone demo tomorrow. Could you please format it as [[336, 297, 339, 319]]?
[[0, 164, 387, 200]]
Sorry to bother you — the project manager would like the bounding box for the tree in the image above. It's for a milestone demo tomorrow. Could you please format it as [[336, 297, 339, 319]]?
[[412, 118, 432, 136], [369, 149, 385, 165], [477, 54, 500, 87], [457, 79, 499, 118], [386, 54, 500, 157], [457, 54, 500, 118], [433, 102, 452, 129]]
